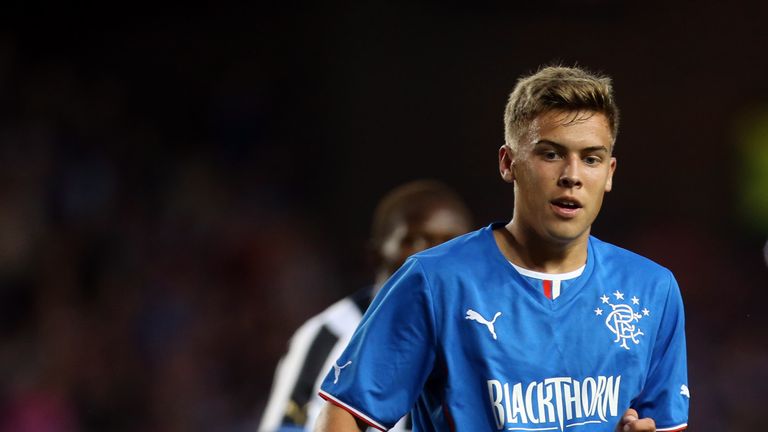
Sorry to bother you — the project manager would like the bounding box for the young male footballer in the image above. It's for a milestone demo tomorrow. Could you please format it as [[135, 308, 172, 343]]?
[[313, 66, 689, 432]]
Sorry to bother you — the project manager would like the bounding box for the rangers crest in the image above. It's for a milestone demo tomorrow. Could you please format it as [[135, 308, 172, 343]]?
[[593, 291, 649, 350]]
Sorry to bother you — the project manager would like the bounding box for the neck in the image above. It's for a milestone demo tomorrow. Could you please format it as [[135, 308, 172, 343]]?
[[372, 270, 391, 296], [495, 219, 589, 273]]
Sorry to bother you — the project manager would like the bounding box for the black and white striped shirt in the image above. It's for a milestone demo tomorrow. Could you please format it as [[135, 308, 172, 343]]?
[[259, 287, 410, 431]]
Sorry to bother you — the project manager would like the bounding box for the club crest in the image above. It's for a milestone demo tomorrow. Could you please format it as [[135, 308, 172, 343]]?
[[593, 291, 649, 350]]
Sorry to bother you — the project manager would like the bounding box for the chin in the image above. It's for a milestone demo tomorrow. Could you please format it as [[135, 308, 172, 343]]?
[[543, 215, 595, 239], [544, 226, 590, 244]]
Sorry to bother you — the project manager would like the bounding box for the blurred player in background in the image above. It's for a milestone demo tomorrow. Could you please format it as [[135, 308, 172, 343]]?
[[314, 66, 689, 432], [258, 180, 473, 431], [763, 238, 768, 267]]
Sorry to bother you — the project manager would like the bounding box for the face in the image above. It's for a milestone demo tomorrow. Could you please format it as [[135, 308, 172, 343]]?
[[379, 205, 471, 275], [499, 109, 617, 245]]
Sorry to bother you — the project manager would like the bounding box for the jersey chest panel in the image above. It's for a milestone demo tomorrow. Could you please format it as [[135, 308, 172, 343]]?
[[430, 272, 663, 432]]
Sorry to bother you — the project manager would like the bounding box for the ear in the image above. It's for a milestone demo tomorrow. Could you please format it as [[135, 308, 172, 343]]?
[[605, 157, 617, 192], [499, 144, 516, 184]]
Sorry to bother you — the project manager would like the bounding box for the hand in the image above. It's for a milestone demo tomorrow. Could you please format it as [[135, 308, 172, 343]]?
[[615, 408, 656, 432]]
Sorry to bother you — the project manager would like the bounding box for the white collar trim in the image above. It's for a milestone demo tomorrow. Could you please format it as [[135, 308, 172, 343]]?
[[509, 262, 586, 281]]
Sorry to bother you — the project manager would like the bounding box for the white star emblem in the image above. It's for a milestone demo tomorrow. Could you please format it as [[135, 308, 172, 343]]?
[[594, 291, 647, 350]]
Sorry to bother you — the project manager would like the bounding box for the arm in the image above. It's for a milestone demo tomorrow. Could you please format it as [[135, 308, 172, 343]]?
[[316, 260, 436, 430], [314, 402, 368, 432], [629, 273, 689, 431]]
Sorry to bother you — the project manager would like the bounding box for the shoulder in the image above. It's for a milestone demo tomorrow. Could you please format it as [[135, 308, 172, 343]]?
[[383, 225, 508, 307], [411, 224, 495, 268], [589, 236, 675, 282]]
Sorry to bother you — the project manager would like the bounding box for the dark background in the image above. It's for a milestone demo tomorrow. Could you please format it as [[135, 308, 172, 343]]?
[[0, 3, 766, 431]]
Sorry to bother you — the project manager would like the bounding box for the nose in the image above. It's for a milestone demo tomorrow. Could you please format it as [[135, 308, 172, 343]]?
[[557, 156, 582, 189]]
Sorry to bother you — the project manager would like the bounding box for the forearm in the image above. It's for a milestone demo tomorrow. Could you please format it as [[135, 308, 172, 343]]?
[[313, 402, 368, 432]]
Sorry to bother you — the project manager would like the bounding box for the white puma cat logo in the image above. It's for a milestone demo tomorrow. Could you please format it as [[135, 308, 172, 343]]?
[[465, 309, 502, 340], [680, 384, 690, 398], [332, 360, 352, 384]]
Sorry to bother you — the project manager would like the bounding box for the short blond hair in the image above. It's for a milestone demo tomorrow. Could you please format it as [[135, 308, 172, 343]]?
[[504, 66, 619, 150]]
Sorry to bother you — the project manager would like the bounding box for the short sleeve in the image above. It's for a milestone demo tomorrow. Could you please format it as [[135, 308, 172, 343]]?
[[632, 273, 689, 431], [318, 259, 436, 430]]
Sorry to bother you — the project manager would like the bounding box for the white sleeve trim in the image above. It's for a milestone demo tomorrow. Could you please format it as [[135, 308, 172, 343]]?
[[318, 389, 387, 431], [657, 423, 688, 431]]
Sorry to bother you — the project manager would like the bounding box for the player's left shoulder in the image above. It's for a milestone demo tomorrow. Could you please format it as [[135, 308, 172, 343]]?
[[589, 236, 676, 284]]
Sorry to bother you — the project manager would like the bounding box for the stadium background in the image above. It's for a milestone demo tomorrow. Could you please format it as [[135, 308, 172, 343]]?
[[0, 3, 766, 431]]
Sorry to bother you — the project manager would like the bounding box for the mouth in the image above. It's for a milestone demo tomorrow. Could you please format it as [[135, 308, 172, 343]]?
[[550, 197, 583, 218]]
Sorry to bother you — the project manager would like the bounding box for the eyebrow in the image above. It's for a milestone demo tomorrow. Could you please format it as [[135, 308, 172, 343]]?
[[534, 140, 610, 153]]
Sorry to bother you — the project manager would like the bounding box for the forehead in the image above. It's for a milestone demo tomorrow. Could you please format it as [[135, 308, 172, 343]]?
[[525, 110, 613, 150], [418, 206, 471, 233], [388, 204, 470, 236]]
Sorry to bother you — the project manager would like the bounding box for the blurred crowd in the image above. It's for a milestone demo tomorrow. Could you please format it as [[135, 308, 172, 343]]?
[[0, 30, 345, 431]]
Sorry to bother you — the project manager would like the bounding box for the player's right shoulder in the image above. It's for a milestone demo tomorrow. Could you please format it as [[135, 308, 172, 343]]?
[[411, 224, 489, 267]]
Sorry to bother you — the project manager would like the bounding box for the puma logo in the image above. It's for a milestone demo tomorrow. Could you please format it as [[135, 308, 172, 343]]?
[[680, 384, 690, 398], [465, 309, 502, 340], [332, 360, 352, 384]]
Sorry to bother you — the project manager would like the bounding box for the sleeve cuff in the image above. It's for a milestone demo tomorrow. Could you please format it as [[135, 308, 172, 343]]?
[[657, 423, 687, 431], [318, 390, 388, 431]]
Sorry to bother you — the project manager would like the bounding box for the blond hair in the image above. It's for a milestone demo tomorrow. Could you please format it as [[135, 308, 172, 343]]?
[[504, 66, 619, 150]]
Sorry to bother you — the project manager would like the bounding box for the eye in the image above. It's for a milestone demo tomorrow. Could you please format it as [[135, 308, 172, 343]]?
[[584, 156, 601, 165], [543, 151, 561, 160]]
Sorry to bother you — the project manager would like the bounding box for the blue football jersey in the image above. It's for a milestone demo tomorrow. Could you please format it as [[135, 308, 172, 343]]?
[[319, 223, 689, 432]]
